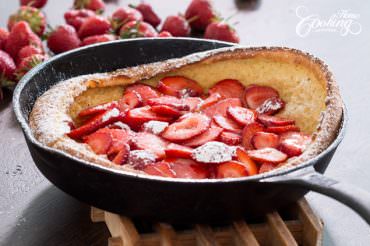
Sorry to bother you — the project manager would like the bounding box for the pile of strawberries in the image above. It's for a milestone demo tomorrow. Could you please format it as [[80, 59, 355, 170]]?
[[67, 77, 311, 179], [0, 0, 240, 101]]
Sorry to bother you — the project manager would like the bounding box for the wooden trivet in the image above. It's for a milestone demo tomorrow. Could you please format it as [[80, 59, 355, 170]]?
[[91, 198, 323, 246]]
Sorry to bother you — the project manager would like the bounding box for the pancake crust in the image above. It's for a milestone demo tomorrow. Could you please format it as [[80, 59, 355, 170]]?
[[29, 47, 343, 174]]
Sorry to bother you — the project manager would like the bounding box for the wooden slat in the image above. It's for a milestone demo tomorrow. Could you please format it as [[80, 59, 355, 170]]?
[[266, 212, 298, 246], [195, 225, 220, 246], [104, 212, 140, 246], [108, 237, 123, 246], [297, 199, 323, 246], [232, 221, 259, 246], [155, 223, 176, 246], [90, 207, 105, 222]]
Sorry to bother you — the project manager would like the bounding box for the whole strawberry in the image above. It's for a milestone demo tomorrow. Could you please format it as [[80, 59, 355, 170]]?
[[158, 31, 172, 37], [17, 45, 44, 63], [111, 7, 143, 32], [120, 21, 157, 38], [15, 54, 47, 80], [161, 15, 190, 37], [134, 2, 161, 28], [47, 25, 81, 54], [74, 0, 105, 13], [0, 50, 16, 100], [8, 6, 46, 36], [5, 21, 43, 60], [20, 0, 48, 8], [0, 28, 9, 50], [81, 34, 116, 46], [204, 22, 240, 43], [78, 16, 111, 39], [185, 0, 217, 31], [64, 9, 96, 31]]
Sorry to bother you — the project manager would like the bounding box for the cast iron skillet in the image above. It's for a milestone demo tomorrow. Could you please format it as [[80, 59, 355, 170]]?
[[13, 38, 370, 225]]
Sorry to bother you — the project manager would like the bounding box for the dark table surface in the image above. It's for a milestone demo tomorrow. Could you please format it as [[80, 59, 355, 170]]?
[[1, 0, 370, 245]]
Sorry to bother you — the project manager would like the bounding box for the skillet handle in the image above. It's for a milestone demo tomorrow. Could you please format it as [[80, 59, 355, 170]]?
[[263, 166, 370, 225]]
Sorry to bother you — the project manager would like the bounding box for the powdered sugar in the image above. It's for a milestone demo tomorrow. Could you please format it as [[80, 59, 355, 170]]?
[[192, 141, 234, 163], [127, 150, 156, 169], [143, 121, 169, 135], [102, 108, 120, 122]]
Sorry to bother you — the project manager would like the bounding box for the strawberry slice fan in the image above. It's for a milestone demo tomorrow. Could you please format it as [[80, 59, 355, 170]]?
[[14, 39, 370, 225]]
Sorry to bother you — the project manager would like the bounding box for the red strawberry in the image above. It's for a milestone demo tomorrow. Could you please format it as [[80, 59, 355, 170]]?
[[182, 97, 203, 112], [81, 34, 116, 46], [170, 158, 209, 179], [183, 126, 223, 147], [120, 20, 157, 38], [204, 22, 240, 43], [200, 92, 221, 110], [17, 45, 43, 63], [134, 2, 161, 28], [20, 0, 48, 8], [120, 90, 142, 109], [111, 7, 143, 32], [158, 31, 172, 37], [74, 0, 105, 12], [132, 132, 168, 159], [15, 54, 47, 80], [251, 132, 279, 149], [243, 85, 279, 109], [142, 120, 168, 135], [112, 144, 130, 165], [0, 50, 16, 80], [165, 143, 193, 159], [64, 9, 96, 31], [161, 113, 210, 141], [203, 98, 242, 118], [208, 79, 245, 99], [47, 25, 81, 54], [105, 128, 133, 155], [151, 105, 182, 117], [227, 106, 256, 126], [185, 0, 216, 31], [161, 15, 191, 37], [125, 83, 159, 104], [78, 16, 111, 39], [266, 125, 300, 134], [241, 122, 264, 150], [235, 148, 258, 176], [257, 114, 294, 127], [213, 115, 242, 133], [84, 129, 112, 154], [259, 162, 276, 174], [216, 161, 248, 178], [256, 97, 285, 115], [192, 141, 234, 163], [8, 6, 46, 36], [78, 101, 119, 118], [68, 108, 124, 139], [219, 131, 241, 145], [157, 76, 203, 97], [143, 161, 176, 178], [5, 21, 42, 60], [124, 106, 172, 128], [279, 131, 311, 157], [127, 150, 156, 169], [0, 28, 9, 50], [247, 148, 288, 164], [147, 96, 189, 111]]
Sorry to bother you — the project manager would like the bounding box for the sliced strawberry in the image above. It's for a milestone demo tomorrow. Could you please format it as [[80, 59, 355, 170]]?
[[151, 105, 182, 117], [192, 141, 234, 163], [120, 90, 142, 109], [161, 113, 210, 141], [256, 97, 285, 115], [143, 161, 176, 178], [200, 93, 221, 110], [182, 127, 223, 147], [127, 150, 156, 169], [213, 115, 242, 133], [147, 96, 189, 110], [279, 131, 311, 157], [83, 130, 112, 155], [251, 132, 279, 149], [259, 162, 276, 174], [78, 101, 118, 118], [183, 97, 202, 112], [203, 98, 242, 118], [157, 76, 203, 97], [257, 114, 294, 127], [112, 144, 130, 165], [235, 148, 258, 176], [241, 122, 265, 150], [216, 161, 248, 178], [142, 120, 169, 135], [165, 143, 193, 159], [219, 131, 241, 145], [125, 83, 159, 104], [208, 79, 245, 99], [266, 125, 300, 134], [227, 106, 256, 126], [124, 106, 172, 129], [247, 148, 288, 164], [243, 85, 279, 109], [105, 128, 133, 155], [169, 158, 209, 179], [131, 132, 168, 159], [68, 108, 124, 139]]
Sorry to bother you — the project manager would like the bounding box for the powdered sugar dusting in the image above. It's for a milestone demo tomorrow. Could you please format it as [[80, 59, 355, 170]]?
[[102, 108, 120, 122], [192, 141, 234, 163], [143, 121, 169, 135], [127, 150, 156, 169]]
